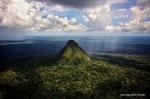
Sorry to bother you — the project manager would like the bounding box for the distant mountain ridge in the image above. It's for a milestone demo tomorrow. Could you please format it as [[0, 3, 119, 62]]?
[[57, 40, 91, 64]]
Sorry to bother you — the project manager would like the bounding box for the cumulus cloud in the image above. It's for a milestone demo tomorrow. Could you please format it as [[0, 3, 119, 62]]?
[[116, 0, 150, 32], [105, 25, 121, 32], [31, 15, 87, 31], [106, 6, 150, 32], [112, 9, 129, 19], [0, 0, 149, 33], [123, 6, 150, 31], [107, 0, 127, 5], [105, 0, 150, 32], [0, 0, 43, 27], [0, 0, 86, 32], [81, 0, 128, 31], [83, 4, 112, 31], [31, 14, 87, 32]]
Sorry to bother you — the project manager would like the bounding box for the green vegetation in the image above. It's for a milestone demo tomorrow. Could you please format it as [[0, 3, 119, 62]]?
[[0, 40, 150, 99], [0, 58, 150, 99], [57, 40, 91, 64], [94, 53, 150, 72]]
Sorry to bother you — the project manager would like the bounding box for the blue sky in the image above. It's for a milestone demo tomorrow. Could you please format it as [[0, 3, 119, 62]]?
[[111, 0, 137, 10], [0, 0, 150, 39]]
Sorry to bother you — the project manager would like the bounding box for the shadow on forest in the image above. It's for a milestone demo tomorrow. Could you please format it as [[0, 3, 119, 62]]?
[[94, 55, 150, 72], [0, 56, 57, 72]]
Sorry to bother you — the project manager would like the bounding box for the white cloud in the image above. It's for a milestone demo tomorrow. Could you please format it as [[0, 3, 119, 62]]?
[[85, 4, 112, 30], [82, 15, 89, 23], [112, 9, 129, 19], [107, 0, 127, 5], [106, 4, 150, 32], [0, 0, 149, 33], [120, 6, 150, 31], [30, 15, 87, 32], [45, 15, 87, 31], [105, 25, 121, 32], [82, 0, 128, 31], [0, 0, 42, 27], [48, 4, 65, 12], [0, 0, 86, 32]]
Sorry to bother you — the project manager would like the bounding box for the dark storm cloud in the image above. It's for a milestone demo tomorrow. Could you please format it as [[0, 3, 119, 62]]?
[[33, 0, 105, 8]]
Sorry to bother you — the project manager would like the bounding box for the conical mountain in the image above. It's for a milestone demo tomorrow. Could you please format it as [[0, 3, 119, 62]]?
[[57, 40, 90, 64]]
